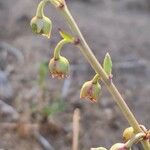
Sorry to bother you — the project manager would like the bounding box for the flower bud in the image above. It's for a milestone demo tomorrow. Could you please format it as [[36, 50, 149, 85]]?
[[123, 125, 148, 142], [80, 80, 101, 103], [30, 16, 52, 38], [123, 127, 135, 142], [110, 143, 130, 150], [49, 56, 69, 79]]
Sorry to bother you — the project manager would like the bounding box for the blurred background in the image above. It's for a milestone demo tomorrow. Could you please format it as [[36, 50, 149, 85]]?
[[0, 0, 150, 150]]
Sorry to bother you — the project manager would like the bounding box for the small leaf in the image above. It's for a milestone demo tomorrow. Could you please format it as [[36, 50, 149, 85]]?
[[103, 52, 112, 76], [59, 30, 74, 42]]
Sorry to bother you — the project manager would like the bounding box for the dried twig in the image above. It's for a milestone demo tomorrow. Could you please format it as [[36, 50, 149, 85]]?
[[72, 108, 80, 150], [34, 132, 55, 150]]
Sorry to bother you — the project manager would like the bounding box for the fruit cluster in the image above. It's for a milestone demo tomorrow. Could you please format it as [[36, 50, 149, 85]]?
[[30, 0, 112, 103]]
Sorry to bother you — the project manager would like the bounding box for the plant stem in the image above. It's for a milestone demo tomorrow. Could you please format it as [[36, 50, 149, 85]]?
[[72, 108, 80, 150], [92, 74, 100, 84], [36, 0, 58, 18], [36, 0, 46, 18], [125, 133, 145, 148], [54, 39, 68, 60], [58, 4, 150, 150], [37, 0, 54, 18]]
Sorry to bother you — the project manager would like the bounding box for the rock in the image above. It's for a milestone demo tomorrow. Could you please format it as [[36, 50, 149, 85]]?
[[0, 71, 13, 100], [0, 100, 19, 122]]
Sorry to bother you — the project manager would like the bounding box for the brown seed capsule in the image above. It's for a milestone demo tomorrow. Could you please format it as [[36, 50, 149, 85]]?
[[80, 80, 101, 103]]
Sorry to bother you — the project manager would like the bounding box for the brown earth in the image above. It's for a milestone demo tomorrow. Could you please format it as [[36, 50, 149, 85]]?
[[0, 0, 150, 150]]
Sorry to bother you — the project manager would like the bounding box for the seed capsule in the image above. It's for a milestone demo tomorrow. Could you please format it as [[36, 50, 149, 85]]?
[[110, 143, 130, 150], [30, 16, 52, 38], [49, 56, 69, 79], [123, 125, 148, 142], [123, 127, 135, 142], [80, 80, 101, 103]]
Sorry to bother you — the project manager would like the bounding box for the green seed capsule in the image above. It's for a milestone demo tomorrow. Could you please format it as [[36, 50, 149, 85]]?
[[49, 56, 70, 79], [80, 80, 101, 103], [123, 127, 135, 142], [123, 125, 147, 142], [30, 16, 52, 38]]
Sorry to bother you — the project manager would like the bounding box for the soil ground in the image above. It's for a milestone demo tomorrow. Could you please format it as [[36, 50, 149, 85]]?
[[0, 0, 150, 149]]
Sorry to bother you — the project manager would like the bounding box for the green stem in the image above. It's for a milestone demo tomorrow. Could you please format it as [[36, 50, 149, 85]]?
[[92, 74, 100, 84], [48, 2, 150, 150], [54, 39, 69, 60], [49, 0, 62, 7], [125, 133, 145, 148], [36, 0, 45, 18], [36, 0, 57, 18]]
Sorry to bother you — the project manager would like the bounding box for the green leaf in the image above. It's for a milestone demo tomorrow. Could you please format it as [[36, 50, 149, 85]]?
[[59, 30, 74, 42], [42, 99, 65, 117], [38, 62, 48, 87], [103, 53, 112, 76]]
